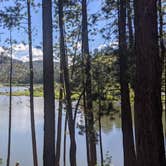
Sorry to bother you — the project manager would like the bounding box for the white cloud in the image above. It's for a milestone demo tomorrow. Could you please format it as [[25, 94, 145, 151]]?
[[0, 46, 10, 57], [109, 41, 118, 49], [98, 44, 107, 50], [19, 56, 29, 62], [13, 43, 29, 51], [97, 41, 118, 51], [0, 43, 43, 62], [11, 43, 43, 62], [0, 46, 5, 53]]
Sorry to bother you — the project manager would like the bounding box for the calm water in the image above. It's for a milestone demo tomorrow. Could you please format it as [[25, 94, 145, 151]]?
[[0, 95, 123, 166], [0, 87, 28, 93]]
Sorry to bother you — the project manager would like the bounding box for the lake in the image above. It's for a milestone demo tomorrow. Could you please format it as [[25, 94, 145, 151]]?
[[0, 95, 123, 166], [0, 87, 28, 93]]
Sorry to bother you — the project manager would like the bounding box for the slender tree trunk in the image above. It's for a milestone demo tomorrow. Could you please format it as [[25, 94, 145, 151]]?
[[58, 1, 76, 165], [83, 91, 91, 166], [42, 1, 55, 166], [74, 89, 84, 123], [71, 28, 81, 80], [134, 0, 166, 165], [55, 92, 63, 166], [55, 57, 63, 166], [158, 0, 166, 134], [63, 112, 67, 166], [27, 1, 38, 166], [158, 0, 165, 68], [82, 0, 97, 165], [6, 29, 12, 166], [82, 0, 92, 109], [118, 1, 136, 166], [127, 0, 136, 90], [127, 0, 134, 49], [98, 109, 103, 166], [97, 65, 104, 166], [81, 44, 90, 166]]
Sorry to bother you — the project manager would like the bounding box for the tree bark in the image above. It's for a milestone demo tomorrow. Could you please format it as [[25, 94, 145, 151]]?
[[97, 63, 104, 166], [158, 0, 165, 68], [81, 45, 90, 166], [27, 1, 38, 166], [42, 1, 55, 166], [58, 0, 76, 165], [158, 0, 166, 134], [63, 112, 67, 166], [82, 0, 97, 165], [55, 92, 63, 166], [127, 0, 134, 49], [55, 53, 63, 166], [127, 0, 136, 90], [118, 0, 136, 166], [134, 0, 166, 165], [7, 29, 12, 166]]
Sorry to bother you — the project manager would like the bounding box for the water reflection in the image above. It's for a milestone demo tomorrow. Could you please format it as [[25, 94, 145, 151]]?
[[0, 87, 28, 93], [0, 96, 123, 166]]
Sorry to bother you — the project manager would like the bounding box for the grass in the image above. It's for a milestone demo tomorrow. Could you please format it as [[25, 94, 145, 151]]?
[[0, 84, 165, 108], [0, 86, 81, 100]]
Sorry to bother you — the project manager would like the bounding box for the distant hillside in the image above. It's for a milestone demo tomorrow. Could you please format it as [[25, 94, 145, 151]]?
[[0, 54, 60, 84]]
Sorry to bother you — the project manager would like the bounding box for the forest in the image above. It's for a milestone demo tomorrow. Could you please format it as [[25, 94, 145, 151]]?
[[0, 0, 165, 166]]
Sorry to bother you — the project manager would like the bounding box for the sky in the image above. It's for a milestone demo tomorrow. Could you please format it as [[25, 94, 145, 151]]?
[[0, 0, 113, 61]]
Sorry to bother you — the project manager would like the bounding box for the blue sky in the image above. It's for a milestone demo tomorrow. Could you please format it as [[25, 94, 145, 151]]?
[[0, 0, 114, 61]]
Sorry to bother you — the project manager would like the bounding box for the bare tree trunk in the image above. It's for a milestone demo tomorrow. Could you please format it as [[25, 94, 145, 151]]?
[[6, 29, 12, 166], [82, 0, 97, 165], [55, 58, 63, 166], [27, 1, 38, 166], [127, 0, 136, 90], [158, 0, 166, 135], [97, 65, 104, 166], [58, 1, 76, 165], [81, 45, 90, 166], [134, 0, 166, 165], [158, 0, 165, 68], [63, 112, 67, 166], [118, 0, 136, 166], [42, 1, 55, 166], [71, 28, 81, 80], [83, 93, 91, 166], [127, 0, 134, 49], [55, 94, 63, 166]]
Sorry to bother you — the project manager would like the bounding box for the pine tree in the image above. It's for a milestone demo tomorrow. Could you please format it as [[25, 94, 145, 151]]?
[[118, 0, 136, 165], [27, 1, 38, 166], [42, 1, 55, 165], [134, 0, 166, 165]]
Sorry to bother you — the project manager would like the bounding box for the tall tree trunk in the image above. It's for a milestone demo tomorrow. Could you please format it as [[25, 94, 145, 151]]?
[[58, 0, 76, 165], [83, 91, 91, 166], [127, 0, 136, 90], [6, 29, 12, 166], [42, 1, 55, 166], [158, 0, 166, 134], [55, 57, 63, 166], [134, 0, 166, 165], [63, 112, 67, 166], [158, 0, 165, 68], [81, 48, 90, 166], [97, 64, 104, 166], [127, 0, 134, 49], [82, 0, 97, 165], [27, 1, 38, 166], [118, 0, 136, 166]]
